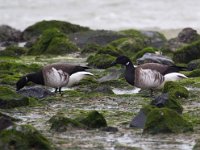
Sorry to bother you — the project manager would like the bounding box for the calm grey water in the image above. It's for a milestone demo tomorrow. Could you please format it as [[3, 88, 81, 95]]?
[[0, 0, 200, 31]]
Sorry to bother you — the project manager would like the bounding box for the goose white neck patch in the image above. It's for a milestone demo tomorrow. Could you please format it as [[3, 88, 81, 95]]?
[[126, 62, 130, 66]]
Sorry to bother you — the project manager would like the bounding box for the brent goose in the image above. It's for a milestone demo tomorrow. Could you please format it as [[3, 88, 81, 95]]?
[[111, 56, 187, 95], [16, 63, 93, 93]]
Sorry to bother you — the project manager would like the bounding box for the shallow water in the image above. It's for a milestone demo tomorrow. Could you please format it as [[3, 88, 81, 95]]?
[[0, 0, 200, 32]]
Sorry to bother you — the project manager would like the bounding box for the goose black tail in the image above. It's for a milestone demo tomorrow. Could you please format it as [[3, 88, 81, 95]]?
[[164, 65, 188, 74]]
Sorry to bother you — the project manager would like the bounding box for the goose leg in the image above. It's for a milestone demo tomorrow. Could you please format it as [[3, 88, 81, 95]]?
[[150, 89, 154, 97], [55, 88, 58, 93], [58, 87, 62, 94]]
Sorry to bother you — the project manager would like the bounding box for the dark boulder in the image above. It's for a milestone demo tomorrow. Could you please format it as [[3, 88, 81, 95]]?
[[137, 53, 174, 65], [17, 86, 54, 99]]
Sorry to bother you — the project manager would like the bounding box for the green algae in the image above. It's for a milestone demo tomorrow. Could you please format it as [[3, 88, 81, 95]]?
[[173, 40, 200, 63], [193, 139, 200, 150], [0, 46, 27, 57], [23, 20, 90, 40], [49, 110, 107, 132], [0, 124, 55, 150], [28, 28, 79, 55], [0, 86, 38, 109], [144, 107, 193, 134], [163, 81, 189, 99]]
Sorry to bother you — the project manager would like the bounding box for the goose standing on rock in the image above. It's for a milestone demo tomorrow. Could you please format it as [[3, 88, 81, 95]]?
[[111, 56, 187, 96], [16, 63, 93, 93]]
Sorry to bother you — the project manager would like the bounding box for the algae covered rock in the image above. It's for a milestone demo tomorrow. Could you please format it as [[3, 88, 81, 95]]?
[[76, 110, 107, 128], [151, 93, 183, 114], [0, 46, 27, 57], [134, 47, 157, 60], [0, 86, 38, 109], [193, 139, 200, 150], [69, 30, 125, 48], [49, 114, 84, 132], [28, 28, 79, 55], [0, 112, 16, 131], [163, 81, 189, 99], [173, 40, 200, 63], [188, 59, 200, 70], [86, 45, 121, 69], [143, 107, 193, 134], [0, 25, 22, 43], [49, 110, 107, 132], [23, 20, 90, 40], [0, 124, 55, 150]]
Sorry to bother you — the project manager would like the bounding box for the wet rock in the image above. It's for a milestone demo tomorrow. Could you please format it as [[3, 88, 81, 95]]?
[[134, 47, 157, 60], [167, 28, 200, 52], [0, 124, 55, 150], [93, 85, 114, 94], [49, 115, 85, 132], [76, 110, 107, 129], [69, 30, 125, 48], [0, 113, 16, 131], [141, 30, 167, 48], [173, 40, 200, 63], [27, 28, 79, 55], [0, 25, 22, 43], [115, 145, 143, 150], [130, 108, 147, 128], [193, 139, 200, 150], [188, 59, 200, 70], [0, 86, 38, 109], [143, 107, 193, 134], [17, 86, 54, 99], [49, 110, 107, 132], [101, 126, 118, 132], [177, 28, 199, 43], [0, 45, 27, 57], [22, 20, 90, 41], [187, 69, 200, 77], [137, 53, 174, 65], [151, 93, 183, 114], [98, 68, 123, 82], [163, 81, 189, 99]]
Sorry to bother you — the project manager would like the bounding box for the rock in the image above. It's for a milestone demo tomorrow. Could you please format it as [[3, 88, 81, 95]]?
[[143, 107, 193, 134], [69, 30, 125, 48], [188, 59, 200, 70], [0, 46, 27, 57], [188, 69, 200, 77], [134, 47, 158, 60], [101, 126, 118, 132], [137, 53, 174, 65], [173, 40, 200, 63], [49, 114, 85, 132], [0, 25, 22, 43], [0, 86, 38, 109], [27, 28, 79, 55], [49, 110, 107, 132], [93, 86, 114, 94], [0, 112, 16, 131], [98, 68, 123, 82], [163, 81, 189, 99], [22, 20, 90, 41], [141, 30, 167, 48], [193, 139, 200, 150], [177, 28, 199, 43], [0, 124, 55, 150], [167, 28, 200, 52], [76, 110, 107, 129], [151, 93, 183, 114], [130, 108, 147, 128], [17, 86, 54, 99]]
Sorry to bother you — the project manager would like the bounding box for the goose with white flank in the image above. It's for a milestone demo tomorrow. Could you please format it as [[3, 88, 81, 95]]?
[[111, 56, 187, 96], [16, 63, 93, 93]]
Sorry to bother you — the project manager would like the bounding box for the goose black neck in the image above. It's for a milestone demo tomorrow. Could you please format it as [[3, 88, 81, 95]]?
[[124, 62, 135, 86], [27, 70, 44, 85]]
